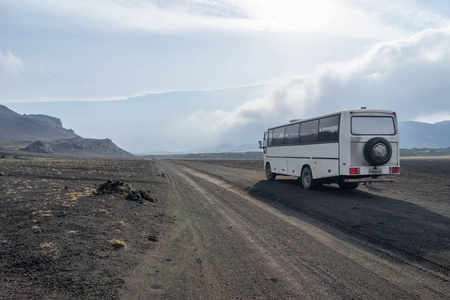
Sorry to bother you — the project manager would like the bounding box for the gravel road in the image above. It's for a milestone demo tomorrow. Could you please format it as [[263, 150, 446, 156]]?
[[123, 158, 449, 299]]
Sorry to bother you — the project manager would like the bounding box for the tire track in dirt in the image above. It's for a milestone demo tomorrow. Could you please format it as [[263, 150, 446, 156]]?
[[174, 163, 449, 299], [124, 161, 303, 299], [123, 164, 231, 299], [174, 172, 313, 295], [172, 169, 382, 299], [162, 162, 306, 298]]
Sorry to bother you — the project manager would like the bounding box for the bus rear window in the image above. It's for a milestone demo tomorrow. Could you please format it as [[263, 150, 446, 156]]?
[[351, 116, 395, 135]]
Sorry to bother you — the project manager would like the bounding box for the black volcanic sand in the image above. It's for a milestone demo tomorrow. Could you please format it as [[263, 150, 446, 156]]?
[[0, 155, 170, 299], [1, 154, 449, 299]]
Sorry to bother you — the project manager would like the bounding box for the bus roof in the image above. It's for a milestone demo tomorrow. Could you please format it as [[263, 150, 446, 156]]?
[[268, 108, 396, 129]]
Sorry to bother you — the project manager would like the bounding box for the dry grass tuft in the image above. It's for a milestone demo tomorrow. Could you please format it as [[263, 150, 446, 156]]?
[[109, 239, 126, 249], [39, 242, 60, 260]]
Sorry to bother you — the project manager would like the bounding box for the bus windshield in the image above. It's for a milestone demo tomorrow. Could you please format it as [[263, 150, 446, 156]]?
[[351, 116, 395, 135]]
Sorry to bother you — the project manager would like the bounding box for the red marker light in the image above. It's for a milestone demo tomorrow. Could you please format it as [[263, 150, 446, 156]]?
[[390, 167, 400, 173], [349, 168, 360, 175]]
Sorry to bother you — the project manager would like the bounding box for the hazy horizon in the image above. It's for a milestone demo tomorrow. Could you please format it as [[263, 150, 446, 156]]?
[[5, 88, 449, 154]]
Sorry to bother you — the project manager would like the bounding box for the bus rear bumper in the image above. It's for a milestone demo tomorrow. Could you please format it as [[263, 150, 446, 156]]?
[[343, 177, 395, 183]]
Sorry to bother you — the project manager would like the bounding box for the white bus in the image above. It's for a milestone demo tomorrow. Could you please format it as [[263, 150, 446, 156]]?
[[259, 108, 400, 189]]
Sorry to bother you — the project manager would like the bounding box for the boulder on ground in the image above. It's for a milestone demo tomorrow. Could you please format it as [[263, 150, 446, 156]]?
[[93, 180, 156, 204]]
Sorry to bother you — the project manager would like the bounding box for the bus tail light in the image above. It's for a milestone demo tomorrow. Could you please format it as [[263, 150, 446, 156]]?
[[349, 168, 360, 175], [390, 167, 400, 173]]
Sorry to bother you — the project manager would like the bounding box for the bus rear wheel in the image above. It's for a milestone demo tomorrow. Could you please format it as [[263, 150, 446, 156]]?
[[301, 166, 321, 189], [266, 163, 276, 181]]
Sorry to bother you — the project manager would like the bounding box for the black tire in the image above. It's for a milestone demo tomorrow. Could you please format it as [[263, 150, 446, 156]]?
[[301, 166, 321, 189], [266, 163, 276, 181], [364, 137, 392, 166], [297, 176, 304, 187], [338, 182, 359, 190]]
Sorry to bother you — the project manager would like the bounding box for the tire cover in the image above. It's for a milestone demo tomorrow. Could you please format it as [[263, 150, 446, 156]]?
[[364, 137, 392, 166]]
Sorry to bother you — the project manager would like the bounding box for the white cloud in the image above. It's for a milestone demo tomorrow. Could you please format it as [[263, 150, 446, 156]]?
[[10, 0, 265, 33], [188, 27, 450, 143], [0, 49, 24, 78], [414, 112, 450, 124], [346, 0, 450, 29], [6, 0, 443, 37]]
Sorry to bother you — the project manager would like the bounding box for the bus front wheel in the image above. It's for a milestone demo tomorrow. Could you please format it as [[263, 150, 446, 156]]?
[[266, 163, 276, 181], [301, 166, 321, 189]]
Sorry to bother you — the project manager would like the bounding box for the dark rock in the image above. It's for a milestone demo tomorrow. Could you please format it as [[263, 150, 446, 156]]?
[[94, 180, 156, 204], [127, 190, 143, 203], [56, 210, 68, 217], [147, 236, 158, 242], [94, 180, 131, 196], [138, 190, 156, 202]]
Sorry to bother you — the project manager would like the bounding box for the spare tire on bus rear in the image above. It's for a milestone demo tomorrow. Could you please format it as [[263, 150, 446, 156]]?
[[364, 137, 392, 166]]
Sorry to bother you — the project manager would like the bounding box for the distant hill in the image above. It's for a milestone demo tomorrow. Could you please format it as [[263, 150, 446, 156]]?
[[20, 138, 134, 158], [399, 121, 450, 148], [0, 105, 78, 146], [0, 105, 133, 157]]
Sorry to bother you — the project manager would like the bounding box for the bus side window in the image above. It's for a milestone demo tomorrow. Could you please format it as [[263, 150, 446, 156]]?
[[268, 129, 274, 147], [300, 120, 319, 143], [273, 127, 285, 146], [319, 115, 339, 142], [285, 123, 300, 145]]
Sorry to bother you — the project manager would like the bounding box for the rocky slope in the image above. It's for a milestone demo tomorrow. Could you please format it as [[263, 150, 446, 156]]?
[[20, 138, 134, 158], [0, 105, 133, 157], [0, 105, 78, 145]]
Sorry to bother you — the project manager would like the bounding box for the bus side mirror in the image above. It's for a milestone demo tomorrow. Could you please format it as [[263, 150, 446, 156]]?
[[258, 141, 263, 149]]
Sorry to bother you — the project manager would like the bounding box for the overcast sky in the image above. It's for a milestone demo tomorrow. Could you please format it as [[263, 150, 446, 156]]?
[[1, 0, 450, 153]]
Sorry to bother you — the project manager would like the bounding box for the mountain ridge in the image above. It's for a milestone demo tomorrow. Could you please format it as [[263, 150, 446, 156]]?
[[0, 105, 78, 144], [0, 105, 133, 157], [398, 120, 450, 148]]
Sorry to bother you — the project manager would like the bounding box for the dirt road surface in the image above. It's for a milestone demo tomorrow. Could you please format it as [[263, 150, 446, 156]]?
[[123, 158, 449, 299], [1, 156, 448, 299]]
